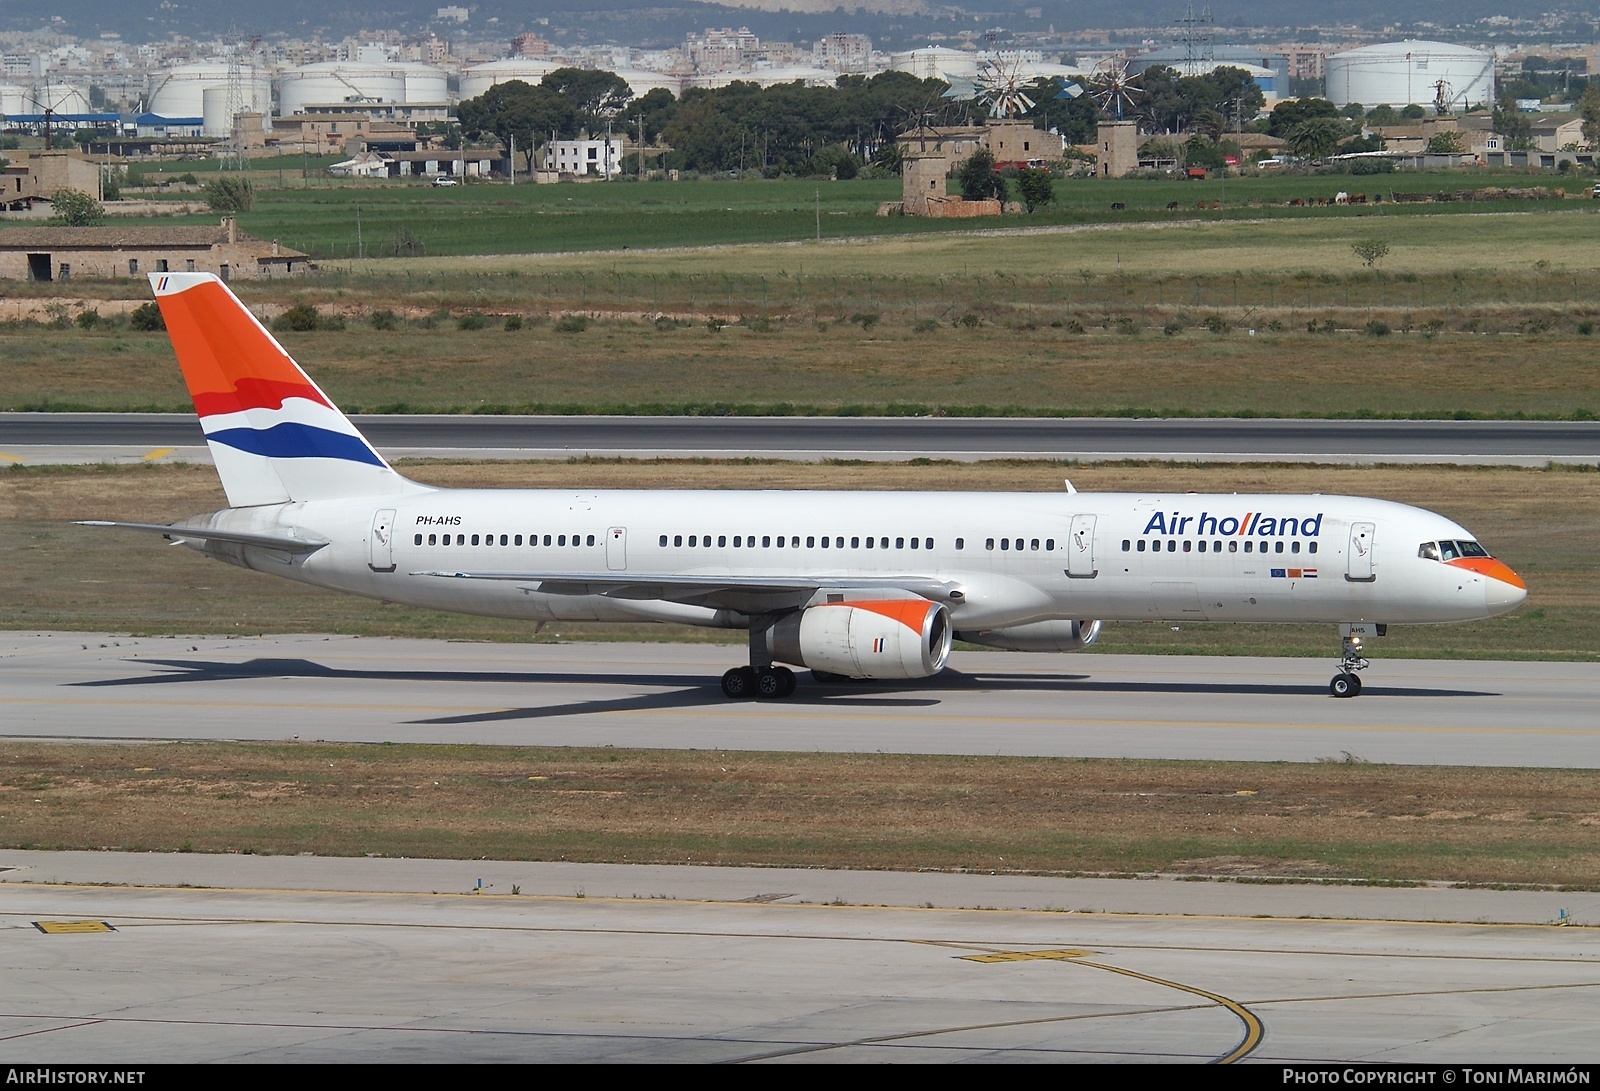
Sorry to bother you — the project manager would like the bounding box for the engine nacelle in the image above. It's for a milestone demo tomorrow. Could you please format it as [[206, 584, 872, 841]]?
[[771, 599, 952, 679], [955, 619, 1101, 653]]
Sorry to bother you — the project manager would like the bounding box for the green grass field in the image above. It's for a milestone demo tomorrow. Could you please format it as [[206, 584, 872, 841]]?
[[49, 167, 1600, 261]]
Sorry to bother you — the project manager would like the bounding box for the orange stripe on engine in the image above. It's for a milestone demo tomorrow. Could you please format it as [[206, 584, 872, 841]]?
[[1445, 556, 1526, 590], [833, 599, 935, 633]]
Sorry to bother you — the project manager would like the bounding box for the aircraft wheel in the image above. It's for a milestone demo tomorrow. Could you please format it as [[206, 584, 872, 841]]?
[[721, 667, 758, 699], [1329, 672, 1362, 698], [773, 666, 796, 698], [756, 667, 787, 699]]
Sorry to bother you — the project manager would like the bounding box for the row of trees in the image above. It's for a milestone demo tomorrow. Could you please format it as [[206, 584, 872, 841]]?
[[458, 68, 958, 176]]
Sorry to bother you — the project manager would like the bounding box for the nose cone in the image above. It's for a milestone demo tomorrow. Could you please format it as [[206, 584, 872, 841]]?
[[1484, 560, 1528, 615]]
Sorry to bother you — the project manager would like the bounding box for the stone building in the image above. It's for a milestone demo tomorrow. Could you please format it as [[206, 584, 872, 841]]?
[[0, 218, 311, 281]]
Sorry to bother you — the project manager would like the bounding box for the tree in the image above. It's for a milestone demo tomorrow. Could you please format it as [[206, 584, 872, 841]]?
[[1425, 130, 1468, 154], [1579, 84, 1600, 148], [457, 80, 573, 169], [204, 176, 254, 213], [1493, 93, 1536, 151], [540, 67, 633, 134], [1267, 97, 1340, 137], [957, 148, 1005, 201], [1016, 167, 1053, 212], [1352, 240, 1390, 267], [48, 188, 103, 226], [1286, 117, 1348, 160]]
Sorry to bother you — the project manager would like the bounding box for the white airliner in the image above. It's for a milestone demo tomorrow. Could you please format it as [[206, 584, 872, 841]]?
[[85, 273, 1528, 699]]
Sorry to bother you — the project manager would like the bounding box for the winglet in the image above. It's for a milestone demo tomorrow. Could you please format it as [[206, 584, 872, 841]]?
[[151, 273, 421, 507]]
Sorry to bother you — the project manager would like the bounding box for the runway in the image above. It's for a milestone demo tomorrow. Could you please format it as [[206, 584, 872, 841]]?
[[4, 413, 1598, 465], [2, 852, 1597, 1063], [5, 633, 1597, 767]]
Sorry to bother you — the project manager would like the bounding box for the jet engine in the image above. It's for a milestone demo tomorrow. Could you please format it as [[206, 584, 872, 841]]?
[[770, 599, 952, 679], [954, 619, 1101, 652]]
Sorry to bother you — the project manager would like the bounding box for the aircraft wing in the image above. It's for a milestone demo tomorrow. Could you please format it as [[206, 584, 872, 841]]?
[[77, 520, 331, 554], [411, 569, 962, 613]]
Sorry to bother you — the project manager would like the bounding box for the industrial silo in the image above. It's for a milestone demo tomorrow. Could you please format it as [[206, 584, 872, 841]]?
[[1326, 40, 1494, 110], [459, 58, 563, 101], [278, 61, 407, 116]]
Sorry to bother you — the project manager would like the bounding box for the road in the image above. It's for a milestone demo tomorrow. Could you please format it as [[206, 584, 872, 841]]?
[[3, 413, 1598, 464]]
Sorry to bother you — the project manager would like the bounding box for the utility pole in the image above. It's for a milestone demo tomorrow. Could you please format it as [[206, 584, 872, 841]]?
[[509, 133, 515, 185], [637, 112, 644, 179]]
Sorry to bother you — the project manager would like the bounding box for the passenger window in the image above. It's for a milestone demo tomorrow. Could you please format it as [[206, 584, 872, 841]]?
[[1031, 539, 1040, 551], [441, 536, 451, 547], [985, 538, 995, 550], [1136, 540, 1145, 552], [428, 534, 437, 545], [819, 536, 828, 549], [806, 536, 815, 548], [865, 537, 875, 550], [660, 535, 668, 546], [910, 537, 919, 550], [1214, 541, 1221, 552], [560, 535, 568, 546], [414, 533, 423, 545], [515, 535, 523, 546], [1198, 541, 1207, 553], [688, 535, 697, 547], [1168, 541, 1177, 552], [1000, 539, 1010, 551], [1045, 539, 1054, 550], [762, 535, 771, 547], [1309, 542, 1317, 554], [1274, 541, 1284, 553], [850, 536, 859, 548], [1291, 541, 1300, 554], [1244, 541, 1253, 553], [542, 535, 551, 546], [955, 538, 964, 550], [471, 534, 480, 546], [1183, 540, 1191, 552], [895, 537, 904, 549], [588, 535, 596, 546], [1229, 541, 1237, 553], [500, 535, 508, 546], [792, 537, 800, 548], [925, 538, 933, 549], [775, 536, 784, 548], [457, 534, 465, 545]]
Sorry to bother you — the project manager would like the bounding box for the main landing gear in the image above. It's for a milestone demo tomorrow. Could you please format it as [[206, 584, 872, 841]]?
[[720, 619, 797, 700], [1330, 624, 1379, 698]]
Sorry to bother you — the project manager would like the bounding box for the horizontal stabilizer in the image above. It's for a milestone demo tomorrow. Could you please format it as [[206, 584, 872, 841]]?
[[77, 520, 330, 554]]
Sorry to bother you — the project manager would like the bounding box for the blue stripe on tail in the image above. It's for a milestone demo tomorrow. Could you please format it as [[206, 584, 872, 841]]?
[[206, 423, 387, 467]]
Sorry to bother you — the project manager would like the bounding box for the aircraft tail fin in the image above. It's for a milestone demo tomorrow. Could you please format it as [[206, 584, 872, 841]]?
[[151, 272, 422, 507]]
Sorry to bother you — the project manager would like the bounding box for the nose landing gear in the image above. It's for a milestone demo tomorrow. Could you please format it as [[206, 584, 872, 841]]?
[[1330, 622, 1383, 698]]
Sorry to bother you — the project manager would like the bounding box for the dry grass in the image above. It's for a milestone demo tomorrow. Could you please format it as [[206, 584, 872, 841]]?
[[1, 460, 1595, 659], [3, 741, 1597, 887]]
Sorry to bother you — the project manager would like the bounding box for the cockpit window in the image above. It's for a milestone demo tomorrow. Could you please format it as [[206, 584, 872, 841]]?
[[1418, 541, 1440, 561], [1457, 540, 1490, 558], [1438, 540, 1461, 561], [1424, 539, 1493, 562]]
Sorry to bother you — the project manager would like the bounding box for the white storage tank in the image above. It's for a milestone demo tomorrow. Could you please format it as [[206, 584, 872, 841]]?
[[279, 62, 407, 115], [1326, 40, 1494, 110], [397, 61, 448, 103], [26, 82, 91, 116], [0, 83, 29, 116], [890, 46, 978, 83], [460, 57, 563, 101]]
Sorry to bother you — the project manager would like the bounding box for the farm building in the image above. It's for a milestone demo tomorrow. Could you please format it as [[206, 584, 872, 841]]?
[[0, 219, 311, 281]]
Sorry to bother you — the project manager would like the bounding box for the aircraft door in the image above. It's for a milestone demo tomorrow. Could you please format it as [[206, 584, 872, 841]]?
[[606, 526, 627, 571], [369, 509, 397, 573], [1067, 515, 1098, 578], [1346, 521, 1376, 582]]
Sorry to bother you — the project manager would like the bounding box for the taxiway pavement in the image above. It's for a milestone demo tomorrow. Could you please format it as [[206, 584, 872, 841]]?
[[3, 852, 1598, 1063], [4, 633, 1596, 768]]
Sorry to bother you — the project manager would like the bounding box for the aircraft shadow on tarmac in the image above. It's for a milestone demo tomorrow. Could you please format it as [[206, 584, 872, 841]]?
[[70, 656, 1498, 725]]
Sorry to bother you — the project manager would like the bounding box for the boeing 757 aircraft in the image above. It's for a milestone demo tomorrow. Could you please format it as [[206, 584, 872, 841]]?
[[84, 273, 1527, 699]]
